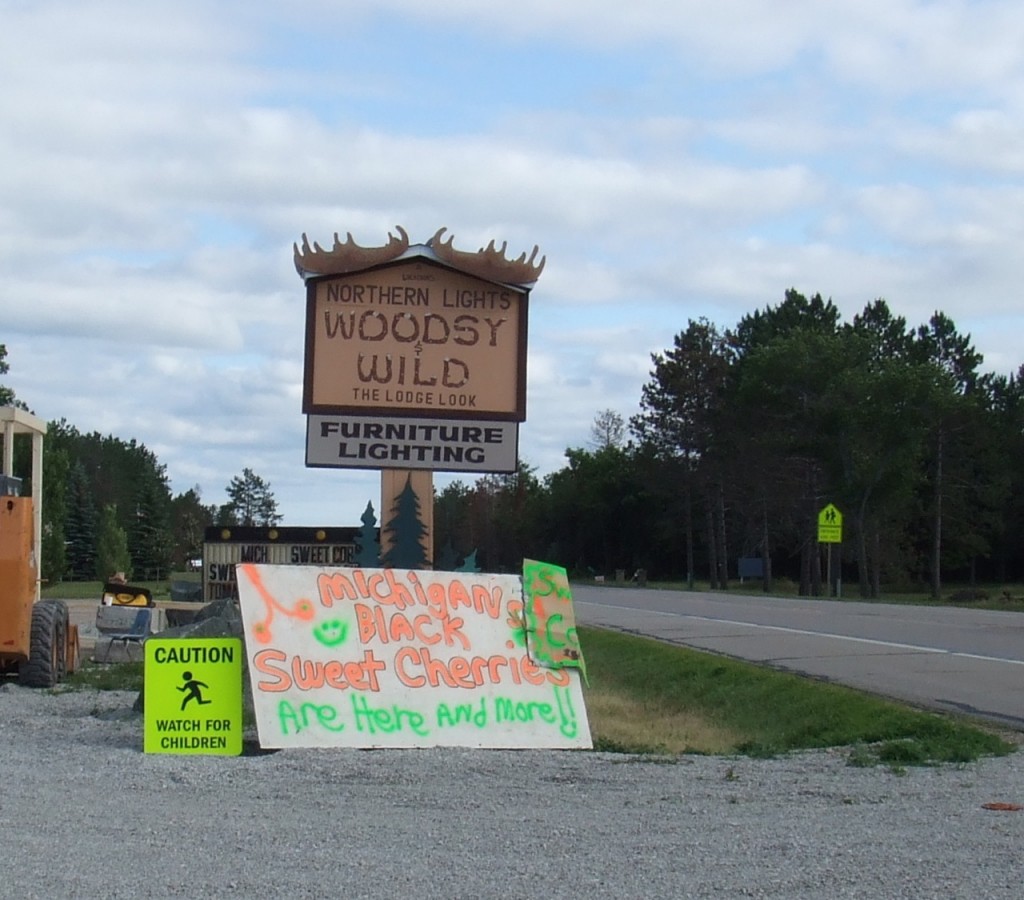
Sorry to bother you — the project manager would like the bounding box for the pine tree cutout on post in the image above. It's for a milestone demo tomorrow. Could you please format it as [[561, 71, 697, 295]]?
[[435, 539, 460, 571], [354, 501, 381, 567], [380, 475, 429, 569], [456, 549, 480, 573]]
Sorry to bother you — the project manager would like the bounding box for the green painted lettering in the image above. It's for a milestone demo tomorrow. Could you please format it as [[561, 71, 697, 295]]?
[[351, 695, 429, 737], [278, 700, 345, 736], [435, 698, 487, 729]]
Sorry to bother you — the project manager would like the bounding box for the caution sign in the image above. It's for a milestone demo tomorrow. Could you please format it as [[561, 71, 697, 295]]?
[[144, 638, 243, 755], [817, 503, 843, 544]]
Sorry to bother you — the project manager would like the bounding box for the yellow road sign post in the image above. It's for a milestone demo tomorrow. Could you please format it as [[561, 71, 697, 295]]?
[[144, 637, 243, 755], [817, 504, 843, 598], [817, 503, 843, 544]]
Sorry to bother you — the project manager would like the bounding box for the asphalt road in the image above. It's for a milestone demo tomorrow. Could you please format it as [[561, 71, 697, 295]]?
[[573, 585, 1024, 730]]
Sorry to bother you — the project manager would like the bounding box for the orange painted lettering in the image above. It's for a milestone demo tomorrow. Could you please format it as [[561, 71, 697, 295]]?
[[519, 654, 546, 685], [355, 602, 379, 643], [473, 583, 503, 618], [448, 579, 472, 611], [394, 646, 425, 688], [253, 648, 291, 692], [318, 572, 358, 608], [446, 656, 476, 689]]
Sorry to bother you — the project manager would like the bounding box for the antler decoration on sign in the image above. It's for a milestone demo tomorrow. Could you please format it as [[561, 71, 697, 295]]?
[[294, 226, 410, 277], [294, 225, 545, 285], [427, 228, 545, 285]]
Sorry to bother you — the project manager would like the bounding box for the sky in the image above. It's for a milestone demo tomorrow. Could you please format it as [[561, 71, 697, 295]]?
[[3, 0, 1024, 526]]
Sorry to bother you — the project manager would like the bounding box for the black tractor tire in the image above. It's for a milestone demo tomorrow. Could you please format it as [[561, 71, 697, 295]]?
[[19, 600, 69, 688], [54, 600, 69, 681]]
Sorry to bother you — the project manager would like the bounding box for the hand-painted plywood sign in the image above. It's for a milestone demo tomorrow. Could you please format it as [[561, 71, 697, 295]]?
[[297, 228, 542, 423], [523, 559, 587, 683], [235, 564, 592, 750]]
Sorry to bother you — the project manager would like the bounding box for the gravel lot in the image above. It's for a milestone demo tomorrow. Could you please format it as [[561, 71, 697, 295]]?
[[1, 683, 1022, 898]]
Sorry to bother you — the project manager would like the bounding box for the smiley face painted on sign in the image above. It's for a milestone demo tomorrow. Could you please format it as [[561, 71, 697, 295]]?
[[313, 618, 350, 648]]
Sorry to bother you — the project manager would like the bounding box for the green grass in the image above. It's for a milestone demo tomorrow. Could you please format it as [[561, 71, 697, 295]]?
[[580, 625, 1015, 765], [42, 579, 174, 601], [60, 660, 144, 693]]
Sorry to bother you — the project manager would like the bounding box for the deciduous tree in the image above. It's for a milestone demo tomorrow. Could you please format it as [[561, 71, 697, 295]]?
[[96, 504, 132, 581], [590, 409, 626, 450], [169, 486, 215, 570]]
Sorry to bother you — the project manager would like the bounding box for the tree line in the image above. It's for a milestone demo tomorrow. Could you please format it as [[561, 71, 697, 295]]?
[[6, 286, 1023, 597], [435, 291, 1024, 597], [42, 420, 283, 582]]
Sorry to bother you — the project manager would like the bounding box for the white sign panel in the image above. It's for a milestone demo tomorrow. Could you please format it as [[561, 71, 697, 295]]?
[[236, 564, 592, 750], [306, 415, 518, 473]]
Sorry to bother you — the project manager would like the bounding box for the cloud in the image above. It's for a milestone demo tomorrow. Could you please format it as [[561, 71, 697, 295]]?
[[2, 0, 1022, 528], [295, 0, 1024, 96]]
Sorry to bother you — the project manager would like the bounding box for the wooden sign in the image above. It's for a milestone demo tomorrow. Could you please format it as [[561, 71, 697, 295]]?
[[297, 228, 542, 423]]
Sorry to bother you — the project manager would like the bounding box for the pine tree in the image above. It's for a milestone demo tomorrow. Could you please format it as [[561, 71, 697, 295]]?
[[41, 443, 69, 583], [131, 476, 172, 579], [0, 343, 27, 410], [65, 461, 97, 579], [220, 468, 281, 526], [435, 539, 460, 571]]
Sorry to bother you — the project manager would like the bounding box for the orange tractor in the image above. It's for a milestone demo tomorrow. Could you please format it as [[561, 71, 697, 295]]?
[[0, 409, 77, 686]]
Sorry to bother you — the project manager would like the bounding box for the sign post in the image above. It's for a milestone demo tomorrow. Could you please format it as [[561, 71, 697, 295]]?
[[295, 227, 543, 566], [817, 503, 843, 598]]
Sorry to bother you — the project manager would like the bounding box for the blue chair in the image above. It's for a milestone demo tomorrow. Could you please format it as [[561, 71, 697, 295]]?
[[96, 607, 154, 662]]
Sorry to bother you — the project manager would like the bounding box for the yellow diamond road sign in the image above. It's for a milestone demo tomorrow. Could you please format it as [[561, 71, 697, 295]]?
[[144, 637, 243, 755], [817, 503, 843, 544]]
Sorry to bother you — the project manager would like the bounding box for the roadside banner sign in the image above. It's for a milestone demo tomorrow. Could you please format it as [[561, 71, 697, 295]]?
[[144, 638, 243, 755], [234, 563, 592, 750], [817, 503, 843, 544]]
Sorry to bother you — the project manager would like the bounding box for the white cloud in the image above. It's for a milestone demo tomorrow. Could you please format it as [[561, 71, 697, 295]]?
[[2, 0, 1022, 527]]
